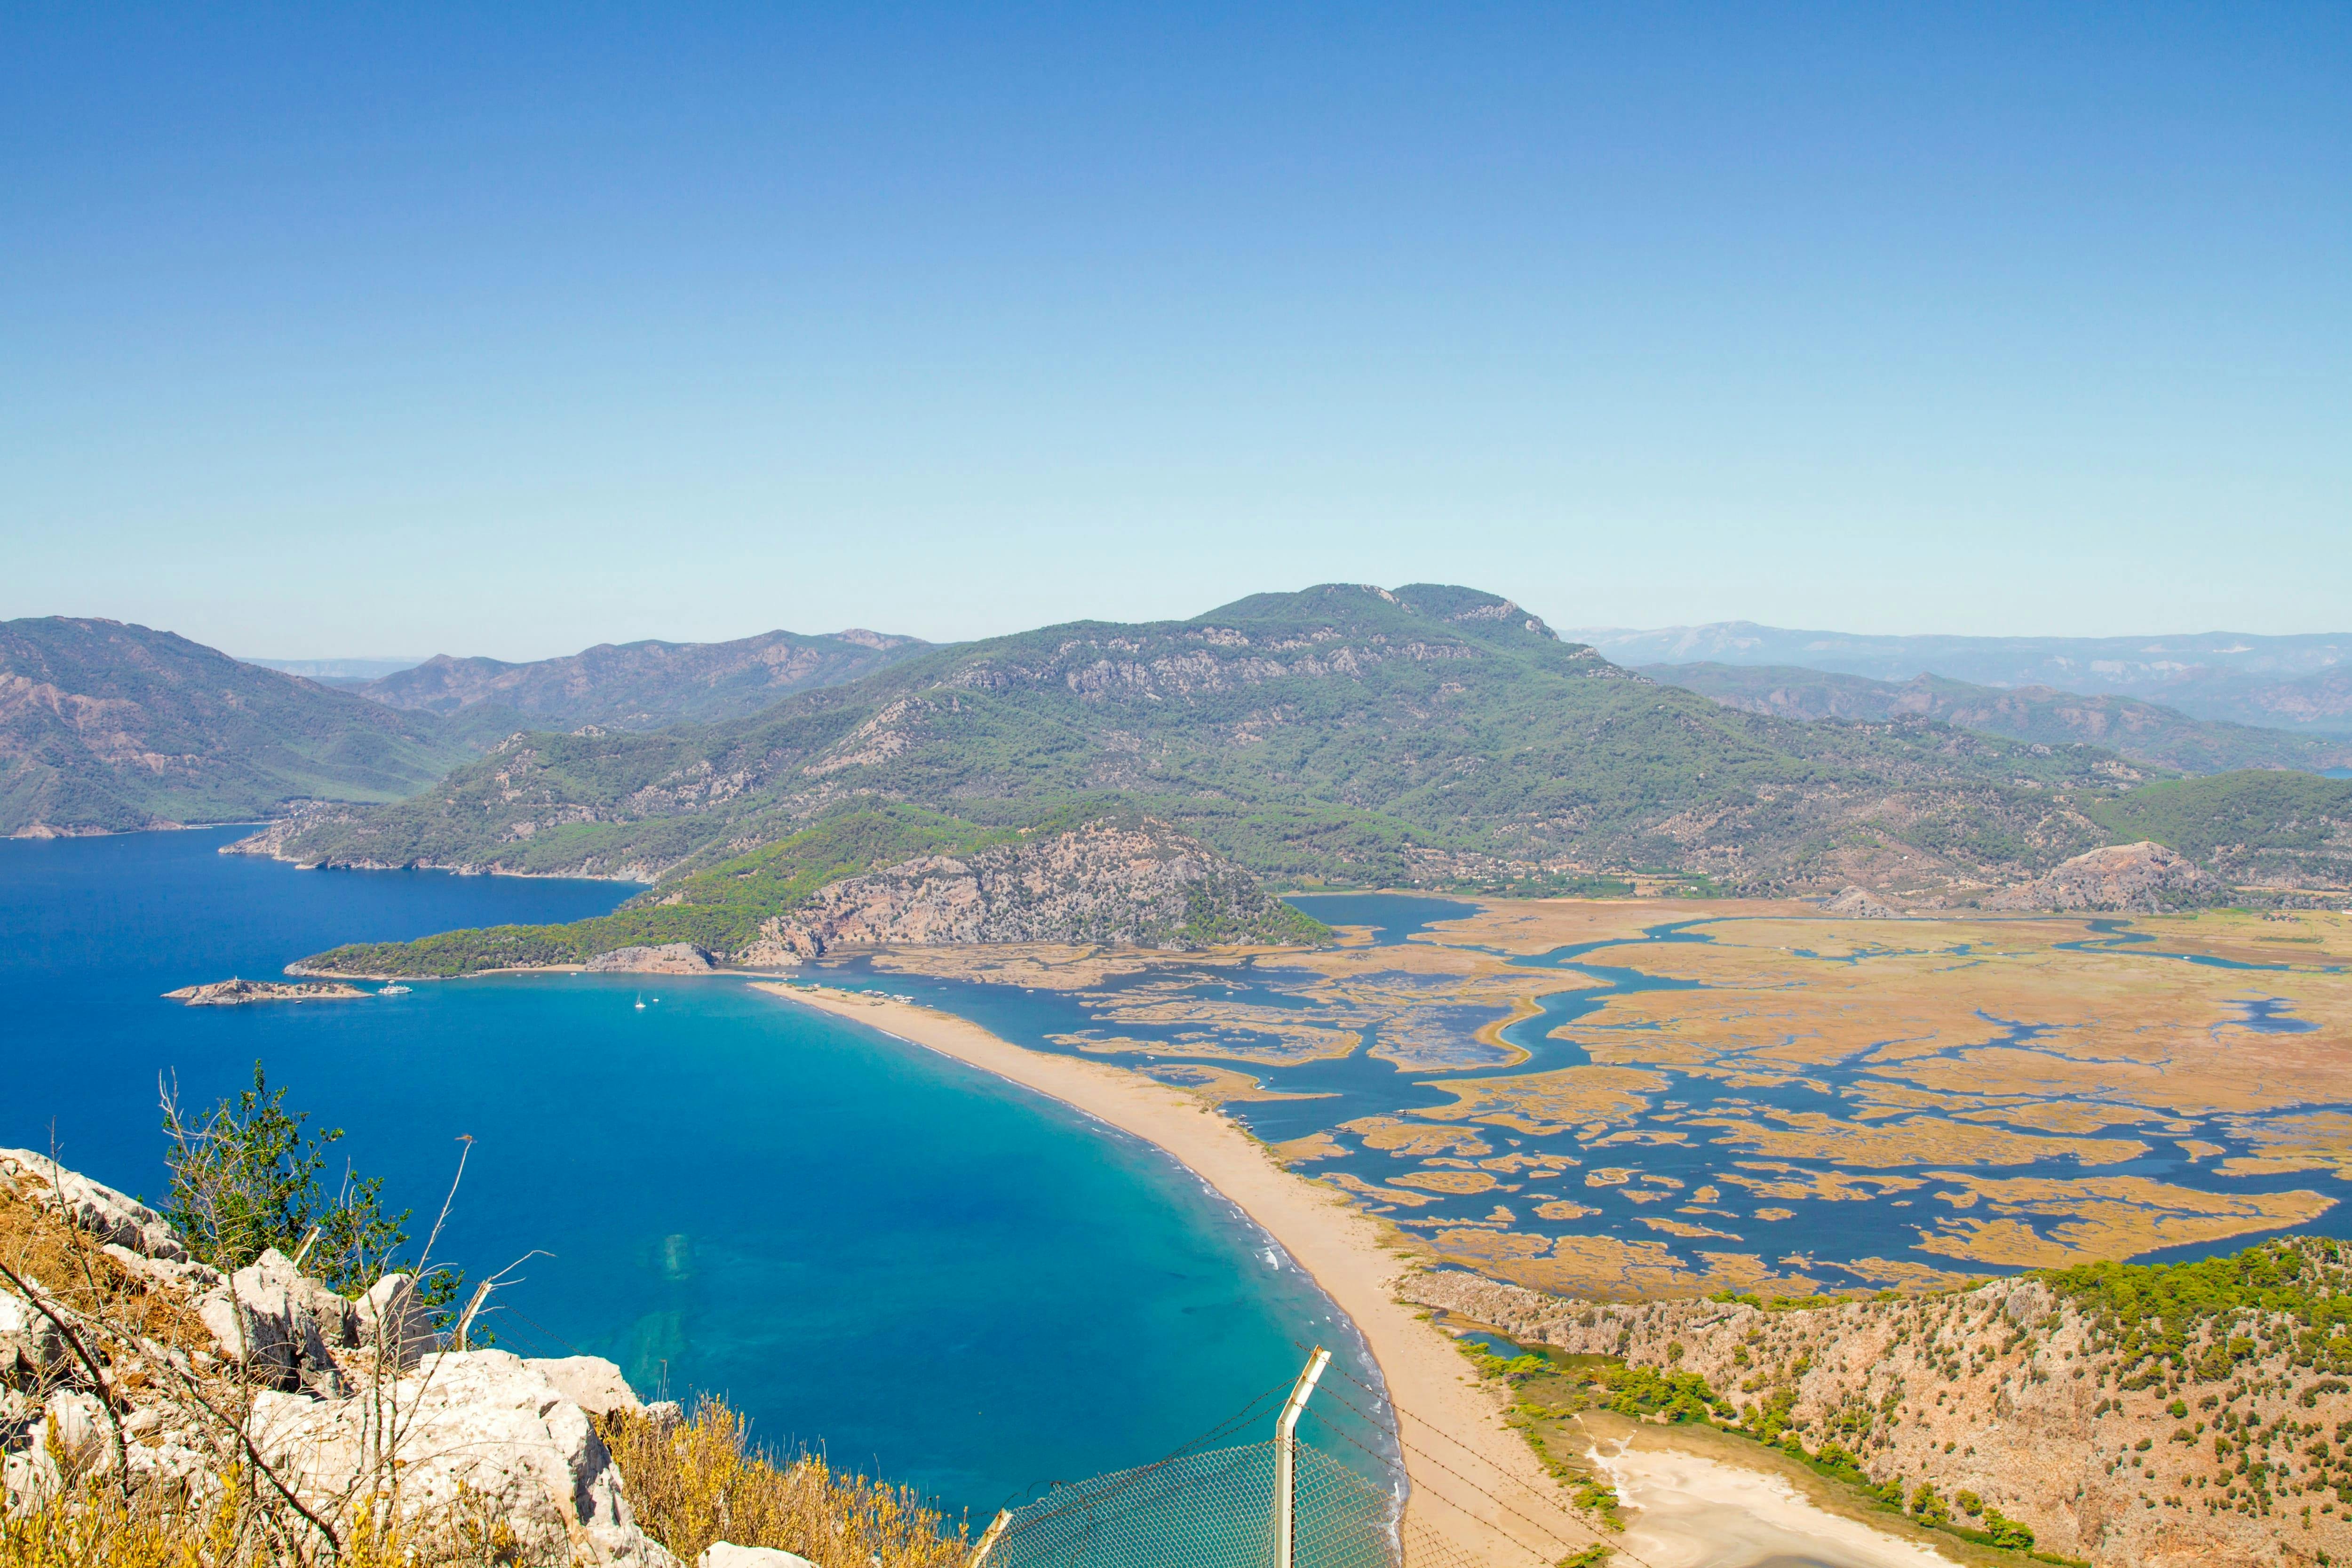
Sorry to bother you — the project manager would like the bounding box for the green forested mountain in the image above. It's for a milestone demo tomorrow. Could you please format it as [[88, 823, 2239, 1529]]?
[[239, 583, 2151, 899], [0, 618, 480, 835], [358, 627, 931, 729], [1645, 662, 2352, 775]]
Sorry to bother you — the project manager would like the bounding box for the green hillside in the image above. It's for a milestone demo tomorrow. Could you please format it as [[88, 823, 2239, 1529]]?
[[301, 804, 1021, 975], [301, 802, 1327, 976], [0, 618, 481, 835], [248, 583, 2144, 898], [1645, 662, 2352, 775], [2081, 772, 2352, 890]]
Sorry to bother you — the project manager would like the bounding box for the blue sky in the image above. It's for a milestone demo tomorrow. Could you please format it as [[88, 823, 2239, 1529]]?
[[5, 4, 2345, 658]]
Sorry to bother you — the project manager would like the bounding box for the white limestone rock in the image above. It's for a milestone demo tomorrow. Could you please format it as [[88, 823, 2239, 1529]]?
[[248, 1350, 676, 1566], [701, 1546, 817, 1568], [529, 1355, 644, 1418], [0, 1283, 69, 1385], [194, 1248, 352, 1395], [352, 1272, 442, 1371], [0, 1149, 189, 1261]]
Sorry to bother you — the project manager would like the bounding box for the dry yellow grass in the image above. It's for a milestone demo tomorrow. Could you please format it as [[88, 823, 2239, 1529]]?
[[0, 1178, 211, 1366], [597, 1398, 968, 1568], [0, 1472, 555, 1568]]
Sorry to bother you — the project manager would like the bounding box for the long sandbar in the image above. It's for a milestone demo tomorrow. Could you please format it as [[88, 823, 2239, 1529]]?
[[756, 981, 1593, 1565]]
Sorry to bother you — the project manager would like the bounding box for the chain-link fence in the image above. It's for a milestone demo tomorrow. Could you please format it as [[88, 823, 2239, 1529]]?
[[963, 1344, 1597, 1568], [973, 1438, 1494, 1568]]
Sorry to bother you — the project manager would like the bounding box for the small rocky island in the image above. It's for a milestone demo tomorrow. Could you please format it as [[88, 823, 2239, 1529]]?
[[163, 978, 370, 1006]]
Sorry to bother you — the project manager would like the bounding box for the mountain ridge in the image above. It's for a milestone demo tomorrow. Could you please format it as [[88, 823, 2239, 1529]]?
[[358, 626, 932, 729], [1644, 661, 2352, 774], [236, 582, 2170, 903], [1576, 622, 2352, 736]]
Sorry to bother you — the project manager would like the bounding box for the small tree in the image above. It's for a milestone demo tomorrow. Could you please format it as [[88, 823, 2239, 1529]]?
[[162, 1062, 463, 1314]]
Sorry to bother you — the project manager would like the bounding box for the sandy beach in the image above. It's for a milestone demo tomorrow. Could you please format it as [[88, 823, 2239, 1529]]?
[[758, 980, 1948, 1568], [1588, 1435, 1963, 1568]]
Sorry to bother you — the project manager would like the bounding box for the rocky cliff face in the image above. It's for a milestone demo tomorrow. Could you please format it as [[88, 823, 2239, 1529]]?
[[1986, 840, 2215, 912], [1407, 1262, 2352, 1568], [586, 943, 715, 974], [0, 1148, 677, 1564], [744, 819, 1314, 961]]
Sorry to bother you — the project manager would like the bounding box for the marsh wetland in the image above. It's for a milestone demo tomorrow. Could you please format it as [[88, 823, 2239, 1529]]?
[[804, 894, 2352, 1297]]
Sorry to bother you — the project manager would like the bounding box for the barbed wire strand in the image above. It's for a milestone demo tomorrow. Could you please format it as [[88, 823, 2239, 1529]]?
[[1291, 1366, 1667, 1568]]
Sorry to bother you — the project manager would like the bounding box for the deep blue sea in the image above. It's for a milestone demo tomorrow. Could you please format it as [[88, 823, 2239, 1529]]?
[[0, 829, 1388, 1521]]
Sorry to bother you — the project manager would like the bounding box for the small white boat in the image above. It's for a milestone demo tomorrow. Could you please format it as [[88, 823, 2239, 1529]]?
[[634, 994, 646, 1010], [379, 983, 412, 995]]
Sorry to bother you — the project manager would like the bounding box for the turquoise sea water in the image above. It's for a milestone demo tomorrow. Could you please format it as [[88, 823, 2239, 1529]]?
[[0, 830, 1390, 1520]]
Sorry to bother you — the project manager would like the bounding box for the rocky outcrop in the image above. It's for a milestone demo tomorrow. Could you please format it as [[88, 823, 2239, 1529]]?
[[2, 1152, 677, 1565], [163, 978, 369, 1005], [0, 1148, 191, 1261], [532, 1354, 651, 1417], [741, 819, 1316, 961], [250, 1350, 669, 1565], [193, 1249, 358, 1396], [1986, 840, 2215, 912], [1821, 885, 1899, 918], [352, 1272, 441, 1370], [700, 1546, 817, 1568], [586, 943, 715, 974]]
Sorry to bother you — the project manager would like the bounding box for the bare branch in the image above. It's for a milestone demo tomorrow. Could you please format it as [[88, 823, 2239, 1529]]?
[[0, 1256, 131, 1502]]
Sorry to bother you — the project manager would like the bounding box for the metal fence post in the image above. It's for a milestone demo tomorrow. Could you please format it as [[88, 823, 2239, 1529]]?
[[967, 1508, 1011, 1568], [451, 1280, 493, 1350], [1274, 1345, 1331, 1568]]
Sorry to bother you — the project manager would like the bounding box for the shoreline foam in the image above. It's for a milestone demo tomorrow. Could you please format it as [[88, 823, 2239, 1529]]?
[[757, 980, 1952, 1568]]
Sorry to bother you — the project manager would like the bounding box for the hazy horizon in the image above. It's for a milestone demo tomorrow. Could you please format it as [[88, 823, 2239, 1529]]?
[[16, 596, 2352, 670]]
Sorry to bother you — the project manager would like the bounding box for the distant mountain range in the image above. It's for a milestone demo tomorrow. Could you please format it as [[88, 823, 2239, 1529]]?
[[1644, 663, 2352, 775], [236, 582, 2251, 903], [15, 595, 2350, 908], [352, 629, 931, 730], [247, 656, 429, 685], [1573, 623, 2352, 737]]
